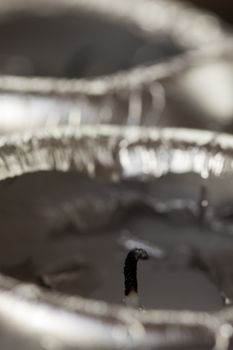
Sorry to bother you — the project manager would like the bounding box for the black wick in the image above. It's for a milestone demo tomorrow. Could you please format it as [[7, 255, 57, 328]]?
[[124, 248, 148, 306]]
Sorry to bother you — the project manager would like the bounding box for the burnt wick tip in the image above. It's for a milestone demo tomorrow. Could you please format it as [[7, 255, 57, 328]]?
[[124, 248, 149, 303], [132, 248, 149, 261]]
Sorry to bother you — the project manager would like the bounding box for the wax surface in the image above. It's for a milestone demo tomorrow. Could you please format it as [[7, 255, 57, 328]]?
[[0, 171, 232, 310]]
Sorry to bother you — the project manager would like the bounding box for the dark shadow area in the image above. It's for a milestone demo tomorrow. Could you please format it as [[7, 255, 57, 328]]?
[[180, 0, 233, 25], [0, 11, 184, 78]]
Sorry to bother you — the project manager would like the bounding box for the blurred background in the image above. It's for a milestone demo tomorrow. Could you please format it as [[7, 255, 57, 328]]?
[[0, 0, 232, 135], [181, 0, 233, 24]]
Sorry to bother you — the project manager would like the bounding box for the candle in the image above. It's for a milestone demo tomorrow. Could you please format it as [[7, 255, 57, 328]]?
[[0, 126, 231, 350], [0, 170, 230, 312]]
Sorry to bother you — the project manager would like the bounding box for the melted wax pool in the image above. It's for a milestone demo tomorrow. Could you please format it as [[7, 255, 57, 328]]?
[[0, 171, 233, 311]]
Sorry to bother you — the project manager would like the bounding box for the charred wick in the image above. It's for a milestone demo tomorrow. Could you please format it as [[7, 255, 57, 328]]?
[[124, 248, 149, 297]]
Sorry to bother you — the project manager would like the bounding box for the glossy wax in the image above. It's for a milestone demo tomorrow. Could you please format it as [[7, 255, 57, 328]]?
[[0, 171, 231, 311]]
